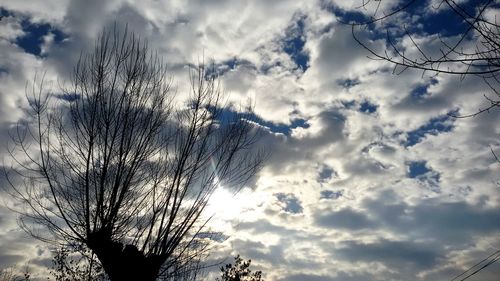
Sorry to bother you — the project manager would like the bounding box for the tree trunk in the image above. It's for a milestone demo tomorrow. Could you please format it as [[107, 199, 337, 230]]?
[[87, 231, 163, 281]]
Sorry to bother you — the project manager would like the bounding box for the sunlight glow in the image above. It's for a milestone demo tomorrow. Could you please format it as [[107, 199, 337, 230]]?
[[205, 187, 243, 231]]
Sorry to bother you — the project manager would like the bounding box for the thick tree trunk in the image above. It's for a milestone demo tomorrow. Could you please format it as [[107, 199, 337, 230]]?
[[87, 231, 164, 281]]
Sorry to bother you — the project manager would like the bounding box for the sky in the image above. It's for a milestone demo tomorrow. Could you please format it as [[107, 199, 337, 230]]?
[[0, 0, 500, 280]]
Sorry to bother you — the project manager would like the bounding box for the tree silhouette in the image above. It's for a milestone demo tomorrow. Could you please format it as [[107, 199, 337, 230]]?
[[350, 0, 499, 116], [350, 1, 500, 279], [50, 244, 107, 281], [0, 266, 31, 281], [5, 26, 264, 281], [351, 0, 499, 77], [216, 255, 263, 281]]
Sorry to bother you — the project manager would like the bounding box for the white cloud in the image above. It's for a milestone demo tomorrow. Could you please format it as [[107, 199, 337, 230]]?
[[0, 0, 499, 280]]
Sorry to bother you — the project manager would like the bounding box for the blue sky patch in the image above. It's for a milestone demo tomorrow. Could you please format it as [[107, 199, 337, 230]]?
[[418, 8, 469, 37], [404, 114, 454, 147], [320, 190, 343, 200], [282, 16, 309, 71], [331, 0, 485, 50], [401, 0, 486, 37], [54, 93, 81, 102], [203, 58, 254, 79], [0, 7, 13, 18], [195, 231, 227, 242], [322, 2, 371, 25], [338, 78, 360, 89], [274, 192, 303, 214], [259, 61, 282, 75], [407, 161, 441, 191], [359, 100, 377, 114], [317, 164, 336, 183], [15, 16, 66, 56], [408, 161, 430, 178], [341, 100, 356, 110], [323, 3, 391, 40], [260, 117, 310, 135], [410, 84, 430, 99], [219, 58, 238, 71], [410, 79, 438, 99], [213, 106, 309, 136]]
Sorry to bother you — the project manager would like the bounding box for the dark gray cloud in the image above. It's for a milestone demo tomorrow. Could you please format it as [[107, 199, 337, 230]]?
[[229, 238, 286, 267], [315, 207, 373, 230], [329, 271, 376, 281], [236, 219, 293, 235], [0, 254, 24, 269], [315, 189, 500, 243], [335, 239, 444, 270], [277, 274, 335, 281], [363, 190, 500, 243], [1, 1, 500, 281]]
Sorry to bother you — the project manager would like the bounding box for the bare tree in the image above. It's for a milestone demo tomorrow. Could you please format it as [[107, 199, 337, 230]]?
[[216, 255, 264, 281], [349, 0, 500, 116], [351, 0, 499, 77], [0, 268, 30, 281], [5, 26, 264, 281], [50, 243, 108, 281], [348, 1, 500, 279]]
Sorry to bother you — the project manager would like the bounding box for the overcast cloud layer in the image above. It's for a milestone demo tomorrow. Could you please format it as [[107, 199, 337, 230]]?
[[1, 0, 500, 280]]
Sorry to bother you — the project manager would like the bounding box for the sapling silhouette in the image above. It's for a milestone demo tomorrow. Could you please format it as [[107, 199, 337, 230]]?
[[216, 255, 263, 281]]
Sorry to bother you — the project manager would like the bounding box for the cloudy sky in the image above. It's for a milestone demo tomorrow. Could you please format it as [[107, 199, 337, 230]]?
[[1, 0, 500, 280]]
